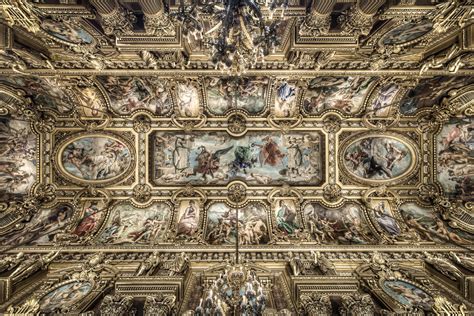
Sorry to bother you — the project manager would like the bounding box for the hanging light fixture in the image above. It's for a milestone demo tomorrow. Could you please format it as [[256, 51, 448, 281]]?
[[194, 208, 267, 315], [171, 0, 289, 75]]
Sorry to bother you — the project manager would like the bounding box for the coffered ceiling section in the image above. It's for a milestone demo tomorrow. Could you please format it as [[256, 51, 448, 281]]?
[[0, 72, 472, 250], [0, 0, 472, 253]]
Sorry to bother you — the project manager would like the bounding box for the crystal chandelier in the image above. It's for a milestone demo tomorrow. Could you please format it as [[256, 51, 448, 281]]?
[[194, 208, 267, 315], [172, 0, 289, 74]]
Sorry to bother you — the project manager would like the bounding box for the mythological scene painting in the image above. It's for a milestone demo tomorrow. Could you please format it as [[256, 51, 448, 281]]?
[[206, 77, 267, 115], [175, 82, 201, 117], [98, 202, 171, 245], [274, 199, 300, 236], [399, 76, 474, 114], [97, 76, 173, 115], [73, 85, 106, 119], [369, 200, 401, 236], [0, 116, 37, 198], [303, 203, 374, 244], [176, 200, 200, 238], [437, 118, 473, 201], [0, 204, 74, 246], [60, 136, 132, 181], [303, 77, 375, 115], [39, 281, 93, 313], [0, 76, 73, 113], [73, 200, 108, 238], [206, 202, 269, 245], [382, 280, 434, 311], [365, 83, 400, 117], [274, 81, 298, 117], [399, 203, 473, 244], [343, 136, 413, 181], [381, 20, 433, 45], [41, 19, 94, 45], [152, 131, 323, 185]]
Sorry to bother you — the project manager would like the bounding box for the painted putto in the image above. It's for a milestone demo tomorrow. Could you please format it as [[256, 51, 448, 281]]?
[[60, 136, 132, 181], [39, 281, 93, 313], [151, 132, 323, 185], [437, 118, 473, 201], [382, 280, 434, 311], [0, 115, 37, 198], [343, 136, 413, 181], [303, 203, 374, 244], [381, 20, 433, 46], [98, 202, 171, 245], [0, 204, 74, 246], [303, 77, 375, 115], [41, 19, 94, 45], [97, 76, 173, 115], [206, 77, 267, 115], [400, 203, 473, 245], [206, 202, 269, 245]]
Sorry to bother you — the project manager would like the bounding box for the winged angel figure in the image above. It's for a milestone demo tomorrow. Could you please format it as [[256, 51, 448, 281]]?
[[193, 145, 234, 179]]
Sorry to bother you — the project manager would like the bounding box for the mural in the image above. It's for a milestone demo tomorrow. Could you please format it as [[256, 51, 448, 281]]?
[[72, 85, 106, 119], [176, 200, 200, 237], [41, 19, 94, 45], [303, 77, 375, 115], [274, 199, 300, 236], [0, 77, 73, 113], [382, 280, 434, 311], [206, 202, 270, 245], [0, 116, 36, 198], [303, 203, 374, 244], [60, 135, 132, 181], [0, 204, 74, 246], [400, 203, 473, 244], [437, 118, 473, 201], [206, 77, 267, 115], [365, 83, 400, 117], [175, 82, 201, 117], [274, 81, 298, 117], [399, 76, 474, 114], [369, 200, 401, 236], [151, 131, 323, 185], [382, 20, 433, 45], [98, 202, 171, 244], [343, 136, 413, 181], [73, 200, 108, 237], [97, 76, 173, 115], [39, 281, 92, 313]]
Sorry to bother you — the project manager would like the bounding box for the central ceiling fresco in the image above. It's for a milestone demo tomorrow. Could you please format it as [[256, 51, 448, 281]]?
[[1, 72, 472, 248], [0, 0, 473, 315]]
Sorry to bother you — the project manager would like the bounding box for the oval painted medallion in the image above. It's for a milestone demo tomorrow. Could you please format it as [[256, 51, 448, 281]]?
[[342, 136, 414, 181], [60, 135, 132, 182], [382, 20, 433, 46]]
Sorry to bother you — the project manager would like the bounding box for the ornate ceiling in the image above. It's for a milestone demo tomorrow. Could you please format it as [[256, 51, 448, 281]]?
[[0, 0, 473, 315]]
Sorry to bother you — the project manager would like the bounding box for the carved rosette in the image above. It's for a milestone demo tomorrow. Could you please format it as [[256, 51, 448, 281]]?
[[133, 184, 152, 203], [228, 182, 247, 204], [323, 184, 342, 203], [133, 114, 152, 133], [227, 113, 247, 136]]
